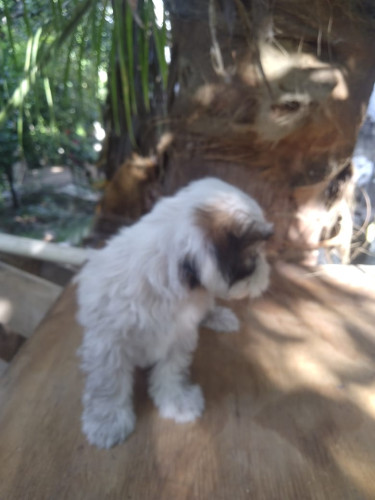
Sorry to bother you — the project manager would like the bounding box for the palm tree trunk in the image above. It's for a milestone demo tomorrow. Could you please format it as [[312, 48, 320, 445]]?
[[161, 0, 375, 263], [97, 0, 375, 264]]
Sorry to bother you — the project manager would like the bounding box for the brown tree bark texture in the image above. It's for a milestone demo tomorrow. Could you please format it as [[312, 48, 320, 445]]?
[[160, 0, 375, 263], [98, 1, 375, 264]]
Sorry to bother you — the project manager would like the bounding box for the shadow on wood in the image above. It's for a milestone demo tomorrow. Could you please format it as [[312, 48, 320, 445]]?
[[0, 263, 374, 499]]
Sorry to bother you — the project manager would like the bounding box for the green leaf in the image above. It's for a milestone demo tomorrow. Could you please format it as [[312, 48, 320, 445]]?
[[3, 0, 19, 68], [152, 9, 168, 89], [139, 0, 151, 111], [31, 28, 43, 84], [109, 33, 121, 135], [24, 36, 33, 73], [125, 0, 137, 115], [113, 0, 134, 143], [43, 77, 56, 129]]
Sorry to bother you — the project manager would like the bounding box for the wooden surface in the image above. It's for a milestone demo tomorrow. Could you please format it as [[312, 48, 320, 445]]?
[[0, 261, 62, 338], [1, 264, 375, 499]]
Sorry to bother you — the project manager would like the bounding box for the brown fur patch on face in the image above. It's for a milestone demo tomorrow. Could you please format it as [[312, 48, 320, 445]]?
[[195, 206, 273, 285], [195, 206, 238, 242]]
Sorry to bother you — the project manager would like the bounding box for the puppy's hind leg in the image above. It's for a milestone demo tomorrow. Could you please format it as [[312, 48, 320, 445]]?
[[148, 331, 204, 423], [79, 331, 135, 449]]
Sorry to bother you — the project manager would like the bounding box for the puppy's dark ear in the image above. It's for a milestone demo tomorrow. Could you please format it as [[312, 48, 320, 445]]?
[[179, 255, 201, 289], [195, 206, 273, 285], [194, 207, 242, 284]]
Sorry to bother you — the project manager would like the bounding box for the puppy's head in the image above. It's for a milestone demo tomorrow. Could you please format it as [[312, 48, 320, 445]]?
[[185, 183, 273, 300]]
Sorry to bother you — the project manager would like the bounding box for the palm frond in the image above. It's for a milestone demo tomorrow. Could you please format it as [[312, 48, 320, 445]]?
[[139, 0, 152, 111], [0, 0, 170, 151], [109, 35, 122, 135], [0, 0, 97, 125], [113, 0, 134, 142], [3, 0, 19, 68], [125, 0, 137, 115], [43, 77, 56, 129]]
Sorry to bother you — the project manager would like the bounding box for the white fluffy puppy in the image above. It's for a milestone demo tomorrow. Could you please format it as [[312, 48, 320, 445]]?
[[76, 177, 272, 448]]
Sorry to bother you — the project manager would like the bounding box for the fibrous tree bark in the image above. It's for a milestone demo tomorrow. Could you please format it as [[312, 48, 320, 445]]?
[[101, 0, 375, 263]]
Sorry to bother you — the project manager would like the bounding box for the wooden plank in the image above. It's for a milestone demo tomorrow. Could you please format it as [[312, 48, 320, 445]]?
[[0, 263, 375, 499], [0, 261, 62, 338], [0, 359, 7, 377]]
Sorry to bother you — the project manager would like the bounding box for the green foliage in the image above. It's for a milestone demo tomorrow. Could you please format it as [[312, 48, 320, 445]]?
[[0, 0, 103, 183], [0, 189, 96, 244], [0, 117, 18, 193], [0, 121, 18, 168], [0, 0, 169, 190], [0, 61, 21, 171]]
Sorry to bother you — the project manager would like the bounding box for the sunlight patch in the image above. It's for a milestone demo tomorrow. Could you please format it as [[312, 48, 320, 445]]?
[[0, 298, 13, 324]]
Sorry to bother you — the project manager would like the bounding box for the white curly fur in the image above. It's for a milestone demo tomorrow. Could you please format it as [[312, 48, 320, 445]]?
[[75, 177, 271, 448]]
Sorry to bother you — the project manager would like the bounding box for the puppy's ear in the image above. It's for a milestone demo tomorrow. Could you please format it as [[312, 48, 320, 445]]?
[[195, 206, 272, 286], [195, 206, 273, 246], [179, 255, 201, 289], [194, 207, 243, 284]]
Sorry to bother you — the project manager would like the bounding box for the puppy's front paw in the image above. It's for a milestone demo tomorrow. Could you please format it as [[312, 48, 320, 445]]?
[[201, 306, 240, 333], [82, 406, 135, 449], [157, 384, 205, 423]]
